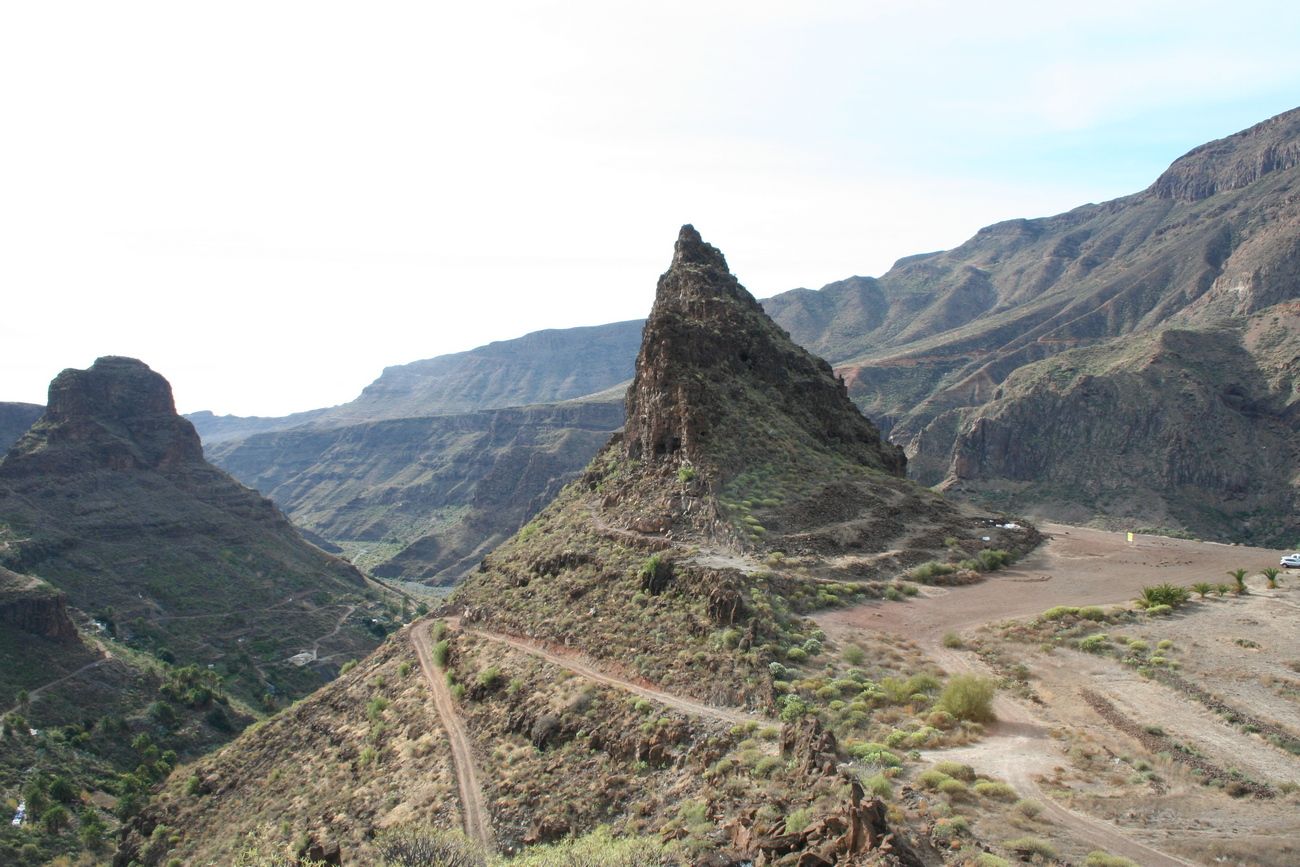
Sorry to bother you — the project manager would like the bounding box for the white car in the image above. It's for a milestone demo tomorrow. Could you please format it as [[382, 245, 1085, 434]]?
[[1282, 553, 1300, 568]]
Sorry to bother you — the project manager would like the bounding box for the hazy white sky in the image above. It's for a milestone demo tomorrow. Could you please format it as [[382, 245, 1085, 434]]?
[[3, 1, 1299, 416]]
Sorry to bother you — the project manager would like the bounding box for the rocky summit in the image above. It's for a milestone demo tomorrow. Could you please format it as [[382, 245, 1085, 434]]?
[[0, 357, 395, 706]]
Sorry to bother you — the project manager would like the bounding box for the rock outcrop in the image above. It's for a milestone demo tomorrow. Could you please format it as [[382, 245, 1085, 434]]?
[[0, 566, 77, 643], [0, 357, 392, 705], [625, 225, 904, 477]]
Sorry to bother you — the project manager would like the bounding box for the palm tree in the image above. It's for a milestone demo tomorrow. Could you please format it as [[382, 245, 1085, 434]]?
[[1261, 567, 1281, 589], [1228, 569, 1248, 594], [1191, 582, 1213, 599]]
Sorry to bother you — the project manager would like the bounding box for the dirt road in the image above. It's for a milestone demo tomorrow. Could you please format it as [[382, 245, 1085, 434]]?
[[818, 523, 1283, 642], [462, 624, 772, 728], [812, 523, 1287, 866], [410, 621, 494, 850]]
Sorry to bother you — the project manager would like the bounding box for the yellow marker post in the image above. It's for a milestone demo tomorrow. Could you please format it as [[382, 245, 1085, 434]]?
[[1126, 531, 1134, 543]]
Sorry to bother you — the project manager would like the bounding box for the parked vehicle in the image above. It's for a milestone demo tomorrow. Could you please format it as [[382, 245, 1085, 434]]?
[[1281, 553, 1300, 568]]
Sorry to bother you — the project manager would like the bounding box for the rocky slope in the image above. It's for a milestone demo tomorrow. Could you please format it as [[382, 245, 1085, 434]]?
[[0, 357, 396, 706], [122, 227, 1037, 866], [0, 402, 43, 453]]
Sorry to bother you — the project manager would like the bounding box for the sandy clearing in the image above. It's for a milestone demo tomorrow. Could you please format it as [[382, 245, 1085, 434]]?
[[817, 523, 1286, 643]]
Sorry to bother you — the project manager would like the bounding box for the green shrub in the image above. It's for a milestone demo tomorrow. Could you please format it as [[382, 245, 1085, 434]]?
[[1079, 633, 1108, 653], [676, 465, 696, 483], [1013, 799, 1042, 819], [976, 549, 1012, 571], [476, 666, 503, 690], [909, 561, 957, 581], [973, 780, 1017, 801], [784, 807, 812, 834], [842, 644, 866, 665], [1005, 837, 1057, 860], [1078, 606, 1106, 621], [1043, 605, 1080, 621], [862, 772, 893, 799], [432, 640, 450, 668], [1140, 583, 1190, 607], [1085, 853, 1140, 867], [848, 742, 901, 767], [785, 646, 808, 663], [430, 620, 447, 642], [916, 769, 951, 790], [932, 761, 975, 781], [937, 778, 969, 798], [1145, 604, 1173, 617], [974, 855, 1011, 867], [339, 659, 358, 674], [942, 632, 963, 648], [937, 675, 996, 722], [1191, 582, 1214, 598], [753, 756, 783, 777], [932, 815, 969, 840], [397, 662, 412, 677]]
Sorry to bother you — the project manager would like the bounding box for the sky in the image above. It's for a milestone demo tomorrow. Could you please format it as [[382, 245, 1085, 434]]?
[[3, 1, 1299, 416]]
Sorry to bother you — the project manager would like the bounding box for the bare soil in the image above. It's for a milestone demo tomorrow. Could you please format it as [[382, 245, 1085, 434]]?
[[816, 524, 1300, 867]]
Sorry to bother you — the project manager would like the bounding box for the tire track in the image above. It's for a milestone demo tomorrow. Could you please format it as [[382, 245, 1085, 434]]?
[[410, 620, 493, 850], [461, 624, 771, 727]]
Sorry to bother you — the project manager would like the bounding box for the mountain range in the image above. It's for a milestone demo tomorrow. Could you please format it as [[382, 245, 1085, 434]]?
[[114, 107, 1299, 587]]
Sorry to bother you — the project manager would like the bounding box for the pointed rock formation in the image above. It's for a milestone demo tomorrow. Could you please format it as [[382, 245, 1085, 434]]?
[[0, 357, 391, 704], [625, 225, 904, 478]]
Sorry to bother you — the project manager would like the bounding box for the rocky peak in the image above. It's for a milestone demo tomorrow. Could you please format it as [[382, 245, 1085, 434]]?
[[1151, 105, 1300, 202], [623, 225, 905, 477], [2, 356, 204, 476]]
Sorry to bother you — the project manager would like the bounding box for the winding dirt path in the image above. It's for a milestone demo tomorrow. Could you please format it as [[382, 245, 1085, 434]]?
[[410, 620, 494, 850], [461, 624, 771, 727], [927, 645, 1197, 867], [312, 604, 358, 655], [2, 652, 111, 720]]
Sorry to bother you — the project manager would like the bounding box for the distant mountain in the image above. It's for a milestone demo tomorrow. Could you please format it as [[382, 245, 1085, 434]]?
[[0, 357, 396, 706], [803, 107, 1300, 543], [0, 402, 42, 452], [189, 320, 643, 444]]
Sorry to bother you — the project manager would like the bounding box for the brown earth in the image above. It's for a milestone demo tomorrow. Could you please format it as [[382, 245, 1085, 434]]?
[[818, 523, 1300, 867]]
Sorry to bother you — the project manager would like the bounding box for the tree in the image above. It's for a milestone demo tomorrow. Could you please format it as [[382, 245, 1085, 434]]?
[[40, 804, 70, 834], [1261, 567, 1281, 589], [1227, 569, 1248, 594], [1190, 582, 1213, 599]]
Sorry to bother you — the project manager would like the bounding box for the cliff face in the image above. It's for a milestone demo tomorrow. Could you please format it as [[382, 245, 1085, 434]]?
[[0, 566, 77, 643], [0, 357, 393, 704]]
